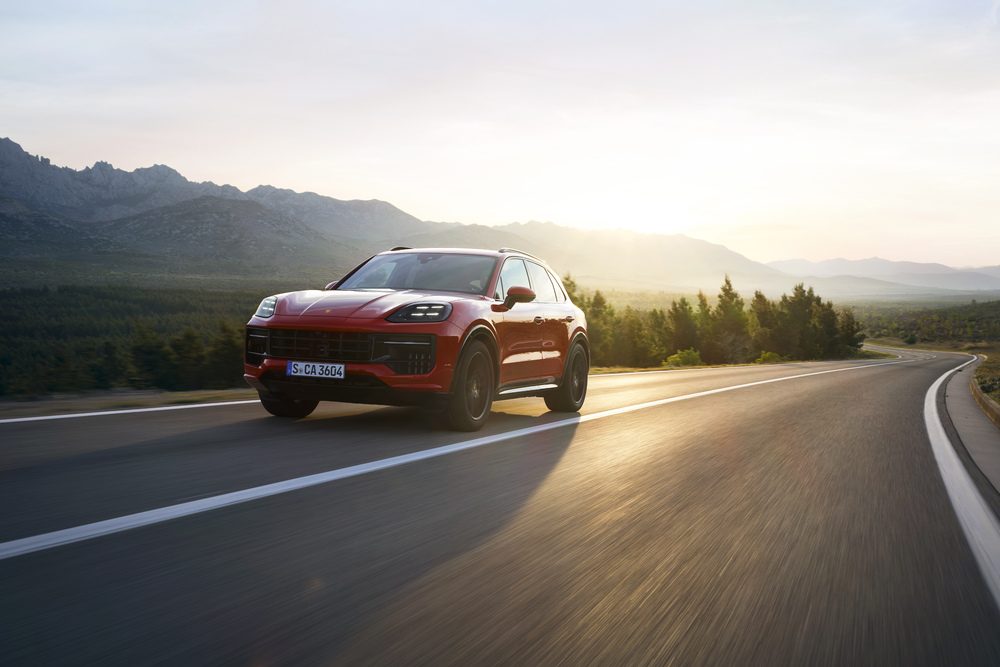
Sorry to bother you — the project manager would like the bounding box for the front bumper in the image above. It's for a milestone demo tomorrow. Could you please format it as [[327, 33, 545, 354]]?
[[242, 320, 462, 407], [244, 368, 450, 408]]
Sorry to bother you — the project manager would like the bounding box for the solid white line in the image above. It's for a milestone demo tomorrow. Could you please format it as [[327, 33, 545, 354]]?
[[591, 362, 807, 378], [0, 400, 261, 425], [923, 356, 1000, 608], [0, 358, 913, 561]]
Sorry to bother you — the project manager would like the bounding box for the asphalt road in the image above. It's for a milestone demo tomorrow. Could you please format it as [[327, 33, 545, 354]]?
[[3, 351, 1000, 665]]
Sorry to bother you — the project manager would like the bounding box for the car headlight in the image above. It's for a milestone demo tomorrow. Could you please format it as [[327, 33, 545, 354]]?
[[255, 296, 278, 318], [386, 303, 452, 323]]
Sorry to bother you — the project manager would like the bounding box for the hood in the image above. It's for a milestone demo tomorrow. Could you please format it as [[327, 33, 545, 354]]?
[[274, 289, 471, 319]]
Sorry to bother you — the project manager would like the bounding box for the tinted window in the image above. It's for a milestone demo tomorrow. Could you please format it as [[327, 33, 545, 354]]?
[[338, 253, 497, 295], [497, 258, 530, 299], [526, 261, 557, 303]]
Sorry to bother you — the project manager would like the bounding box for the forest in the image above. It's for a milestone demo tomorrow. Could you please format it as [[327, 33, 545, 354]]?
[[856, 299, 1000, 344], [0, 286, 257, 397], [563, 276, 865, 368], [0, 278, 867, 398]]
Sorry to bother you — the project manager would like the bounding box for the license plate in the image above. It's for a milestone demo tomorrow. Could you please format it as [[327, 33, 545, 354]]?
[[286, 361, 346, 379]]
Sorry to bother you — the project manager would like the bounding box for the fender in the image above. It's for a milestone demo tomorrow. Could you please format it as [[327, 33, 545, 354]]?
[[558, 329, 590, 379], [570, 329, 590, 353], [455, 322, 501, 391]]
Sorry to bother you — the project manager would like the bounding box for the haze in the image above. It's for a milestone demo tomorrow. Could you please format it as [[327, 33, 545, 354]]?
[[2, 0, 999, 266]]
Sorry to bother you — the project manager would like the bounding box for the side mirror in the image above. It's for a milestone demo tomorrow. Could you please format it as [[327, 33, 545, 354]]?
[[503, 285, 536, 310]]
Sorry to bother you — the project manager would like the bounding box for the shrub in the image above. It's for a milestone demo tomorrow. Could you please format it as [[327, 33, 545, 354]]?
[[755, 351, 784, 364], [665, 348, 703, 367]]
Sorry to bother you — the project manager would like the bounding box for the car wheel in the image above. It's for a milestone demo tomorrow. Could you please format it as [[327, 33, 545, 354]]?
[[545, 342, 588, 412], [446, 340, 494, 431], [259, 394, 319, 418]]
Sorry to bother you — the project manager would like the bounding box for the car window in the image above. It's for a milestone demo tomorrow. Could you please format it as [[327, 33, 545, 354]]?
[[547, 270, 567, 302], [496, 258, 530, 299], [526, 261, 557, 303], [338, 253, 497, 295]]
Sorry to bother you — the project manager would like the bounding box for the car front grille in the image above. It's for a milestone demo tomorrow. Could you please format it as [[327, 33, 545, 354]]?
[[269, 329, 373, 362], [245, 327, 435, 375]]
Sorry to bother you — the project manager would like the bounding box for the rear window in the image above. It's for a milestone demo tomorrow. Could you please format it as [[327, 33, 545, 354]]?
[[547, 270, 567, 302], [526, 261, 557, 303]]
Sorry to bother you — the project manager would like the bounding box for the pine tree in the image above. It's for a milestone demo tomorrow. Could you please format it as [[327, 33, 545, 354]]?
[[812, 300, 840, 358], [667, 297, 699, 354], [837, 308, 865, 353], [712, 276, 750, 363], [749, 290, 780, 357], [587, 290, 616, 365], [696, 291, 722, 363]]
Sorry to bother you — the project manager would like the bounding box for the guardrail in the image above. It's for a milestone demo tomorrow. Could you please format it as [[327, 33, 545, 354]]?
[[970, 354, 1000, 431]]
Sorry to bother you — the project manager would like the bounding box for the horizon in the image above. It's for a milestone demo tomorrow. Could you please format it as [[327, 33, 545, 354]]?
[[3, 1, 999, 265]]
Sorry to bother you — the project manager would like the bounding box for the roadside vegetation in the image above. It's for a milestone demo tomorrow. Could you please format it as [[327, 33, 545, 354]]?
[[564, 276, 865, 370], [859, 300, 1000, 344], [0, 286, 256, 397], [980, 354, 1000, 403], [2, 277, 867, 399], [860, 299, 1000, 403]]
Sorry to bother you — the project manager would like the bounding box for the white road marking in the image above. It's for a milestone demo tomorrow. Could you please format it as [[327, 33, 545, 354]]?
[[0, 358, 913, 561], [0, 400, 261, 425], [0, 358, 902, 425], [591, 361, 815, 378], [924, 356, 1000, 609]]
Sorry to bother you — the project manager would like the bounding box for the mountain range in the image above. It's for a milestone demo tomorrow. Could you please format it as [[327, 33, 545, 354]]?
[[1, 137, 997, 301], [768, 258, 1000, 293]]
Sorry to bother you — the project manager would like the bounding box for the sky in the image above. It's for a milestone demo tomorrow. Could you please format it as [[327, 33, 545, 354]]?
[[1, 0, 999, 266]]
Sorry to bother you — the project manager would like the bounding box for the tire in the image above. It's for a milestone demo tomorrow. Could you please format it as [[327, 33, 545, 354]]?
[[259, 394, 319, 418], [446, 340, 495, 431], [545, 342, 588, 412]]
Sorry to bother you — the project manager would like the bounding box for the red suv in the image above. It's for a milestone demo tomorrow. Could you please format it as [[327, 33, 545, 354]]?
[[244, 248, 589, 430]]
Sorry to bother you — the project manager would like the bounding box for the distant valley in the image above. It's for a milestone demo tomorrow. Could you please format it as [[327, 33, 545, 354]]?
[[2, 137, 998, 302]]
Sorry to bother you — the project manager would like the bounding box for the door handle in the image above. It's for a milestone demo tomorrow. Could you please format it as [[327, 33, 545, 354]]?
[[533, 316, 545, 324]]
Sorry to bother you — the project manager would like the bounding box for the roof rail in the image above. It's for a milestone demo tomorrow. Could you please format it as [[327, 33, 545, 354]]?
[[388, 246, 412, 251], [498, 247, 542, 260]]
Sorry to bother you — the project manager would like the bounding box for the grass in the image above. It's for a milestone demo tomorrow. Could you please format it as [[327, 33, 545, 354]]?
[[977, 353, 1000, 403]]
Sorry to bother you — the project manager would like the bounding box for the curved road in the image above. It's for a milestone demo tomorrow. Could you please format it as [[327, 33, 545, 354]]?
[[2, 350, 1000, 664]]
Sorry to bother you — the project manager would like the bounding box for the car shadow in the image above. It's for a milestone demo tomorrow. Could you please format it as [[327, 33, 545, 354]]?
[[3, 411, 582, 666], [0, 402, 580, 543]]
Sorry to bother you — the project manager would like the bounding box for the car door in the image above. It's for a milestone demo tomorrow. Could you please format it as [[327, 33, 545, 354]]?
[[524, 260, 569, 379], [493, 258, 544, 384]]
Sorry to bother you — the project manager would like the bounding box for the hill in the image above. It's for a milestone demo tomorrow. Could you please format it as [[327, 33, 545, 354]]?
[[3, 137, 997, 300], [769, 257, 1000, 292]]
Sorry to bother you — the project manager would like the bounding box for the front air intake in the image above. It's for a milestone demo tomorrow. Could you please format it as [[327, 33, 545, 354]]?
[[371, 335, 436, 375], [245, 328, 436, 375]]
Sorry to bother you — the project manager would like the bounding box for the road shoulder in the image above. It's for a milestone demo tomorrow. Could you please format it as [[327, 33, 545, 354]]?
[[942, 358, 1000, 513]]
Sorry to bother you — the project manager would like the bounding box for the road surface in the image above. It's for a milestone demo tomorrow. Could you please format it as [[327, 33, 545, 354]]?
[[3, 350, 1000, 665]]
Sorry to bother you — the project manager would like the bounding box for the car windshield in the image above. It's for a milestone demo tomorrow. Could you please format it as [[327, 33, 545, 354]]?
[[337, 252, 498, 295]]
